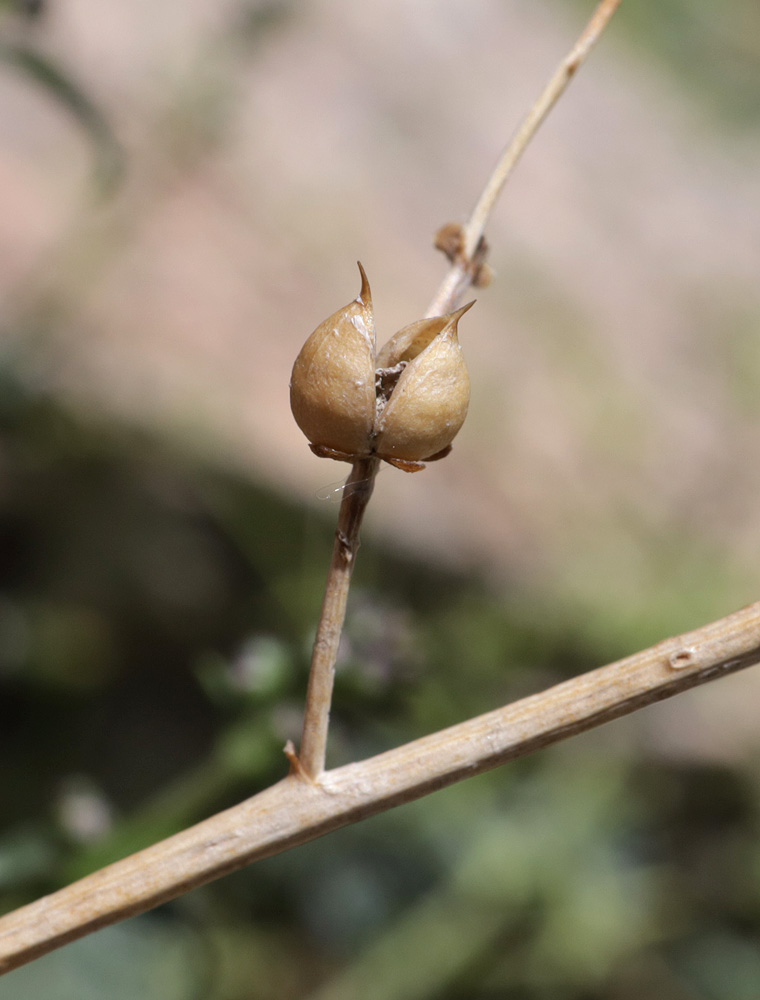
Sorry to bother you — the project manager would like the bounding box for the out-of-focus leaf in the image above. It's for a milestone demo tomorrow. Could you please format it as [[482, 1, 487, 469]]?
[[0, 42, 123, 192], [0, 826, 58, 890], [6, 918, 203, 1000], [674, 933, 760, 1000]]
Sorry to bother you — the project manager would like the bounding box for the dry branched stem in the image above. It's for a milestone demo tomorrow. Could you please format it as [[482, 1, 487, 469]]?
[[0, 0, 630, 975], [3, 600, 760, 974]]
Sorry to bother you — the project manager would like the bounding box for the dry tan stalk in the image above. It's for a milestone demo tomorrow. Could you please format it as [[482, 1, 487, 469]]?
[[426, 0, 622, 318], [296, 456, 380, 779], [2, 600, 760, 975]]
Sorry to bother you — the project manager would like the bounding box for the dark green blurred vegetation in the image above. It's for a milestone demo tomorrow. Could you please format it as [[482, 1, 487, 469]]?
[[2, 356, 760, 1000]]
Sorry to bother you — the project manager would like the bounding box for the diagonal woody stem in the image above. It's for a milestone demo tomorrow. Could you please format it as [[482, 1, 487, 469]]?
[[426, 0, 622, 318], [3, 599, 760, 974]]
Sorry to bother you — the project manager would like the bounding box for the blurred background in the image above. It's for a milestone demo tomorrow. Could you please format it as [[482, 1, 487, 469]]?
[[2, 0, 760, 996]]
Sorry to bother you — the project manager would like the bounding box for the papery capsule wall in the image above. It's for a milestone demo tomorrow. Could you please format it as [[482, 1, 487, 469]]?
[[290, 265, 377, 458], [375, 305, 472, 464]]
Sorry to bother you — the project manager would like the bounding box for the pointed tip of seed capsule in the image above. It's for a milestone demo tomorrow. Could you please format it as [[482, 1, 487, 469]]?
[[450, 299, 476, 323], [356, 261, 372, 310], [438, 299, 475, 339]]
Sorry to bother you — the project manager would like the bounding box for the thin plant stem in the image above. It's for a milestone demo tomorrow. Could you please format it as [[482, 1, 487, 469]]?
[[297, 456, 380, 779], [298, 0, 622, 778], [426, 0, 622, 318], [3, 599, 760, 974]]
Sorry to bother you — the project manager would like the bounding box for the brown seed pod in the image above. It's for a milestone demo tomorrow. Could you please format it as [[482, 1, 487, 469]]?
[[289, 264, 376, 460], [290, 265, 473, 471], [375, 303, 472, 468]]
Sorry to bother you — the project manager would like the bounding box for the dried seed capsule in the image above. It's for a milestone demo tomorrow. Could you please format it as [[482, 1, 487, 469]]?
[[290, 264, 376, 460], [376, 314, 450, 369], [291, 266, 474, 471], [374, 302, 472, 467]]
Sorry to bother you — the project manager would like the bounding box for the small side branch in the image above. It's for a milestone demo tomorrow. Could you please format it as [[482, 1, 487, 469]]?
[[427, 0, 622, 318], [297, 456, 380, 780], [3, 599, 760, 975]]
